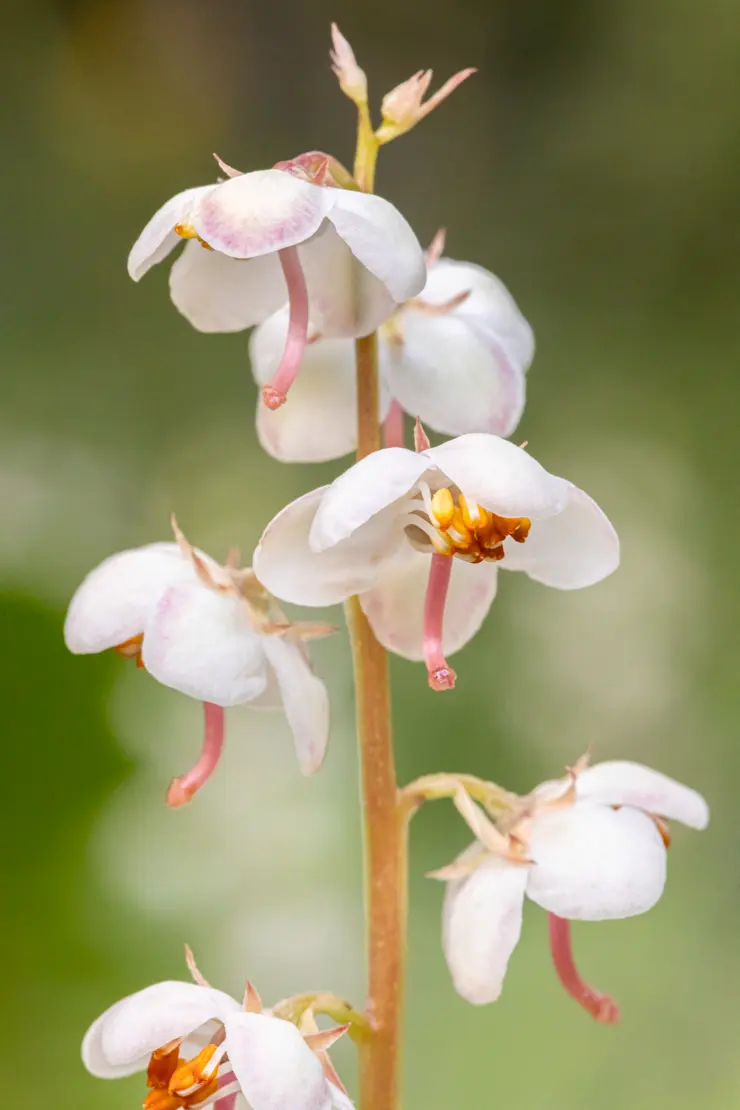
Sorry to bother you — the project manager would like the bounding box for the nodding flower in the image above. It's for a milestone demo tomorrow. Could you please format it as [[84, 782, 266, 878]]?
[[127, 157, 425, 410], [437, 758, 708, 1019], [64, 520, 332, 805], [253, 433, 619, 691], [250, 231, 534, 463]]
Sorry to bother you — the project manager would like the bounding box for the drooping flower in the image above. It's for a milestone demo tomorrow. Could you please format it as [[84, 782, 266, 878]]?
[[83, 954, 353, 1110], [251, 230, 534, 462], [253, 433, 619, 689], [438, 759, 708, 1019], [128, 155, 426, 410], [64, 519, 331, 804]]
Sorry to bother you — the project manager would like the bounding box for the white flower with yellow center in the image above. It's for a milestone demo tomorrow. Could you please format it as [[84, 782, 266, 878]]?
[[250, 230, 534, 462], [83, 957, 353, 1110], [437, 759, 708, 1019], [64, 520, 331, 804], [128, 153, 425, 411], [253, 433, 619, 689]]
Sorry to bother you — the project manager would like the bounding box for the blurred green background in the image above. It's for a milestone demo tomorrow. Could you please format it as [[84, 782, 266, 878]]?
[[2, 1, 739, 1108]]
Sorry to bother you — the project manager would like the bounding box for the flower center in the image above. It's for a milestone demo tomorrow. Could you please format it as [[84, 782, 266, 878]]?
[[144, 1043, 225, 1110], [113, 633, 145, 668], [406, 484, 530, 563]]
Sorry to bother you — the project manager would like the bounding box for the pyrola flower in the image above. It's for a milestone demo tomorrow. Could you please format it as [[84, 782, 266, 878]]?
[[253, 434, 619, 689], [439, 759, 708, 1019], [83, 955, 353, 1110], [127, 156, 425, 410], [251, 230, 533, 462], [64, 520, 331, 804]]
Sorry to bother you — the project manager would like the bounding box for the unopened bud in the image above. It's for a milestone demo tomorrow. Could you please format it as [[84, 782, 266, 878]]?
[[377, 66, 476, 143], [330, 23, 367, 105]]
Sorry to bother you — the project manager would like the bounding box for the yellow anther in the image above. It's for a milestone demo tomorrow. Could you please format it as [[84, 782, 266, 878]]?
[[431, 487, 455, 529], [458, 494, 482, 530], [174, 224, 213, 251], [169, 1045, 219, 1093], [422, 486, 532, 564], [174, 222, 198, 239]]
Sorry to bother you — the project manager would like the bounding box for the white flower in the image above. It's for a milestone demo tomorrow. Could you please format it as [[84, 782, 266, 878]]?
[[253, 434, 619, 689], [128, 158, 425, 410], [64, 522, 331, 803], [440, 759, 708, 1019], [83, 970, 352, 1110], [251, 232, 534, 462]]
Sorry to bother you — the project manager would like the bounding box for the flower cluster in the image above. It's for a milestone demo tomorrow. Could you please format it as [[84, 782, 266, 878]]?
[[67, 24, 709, 1110]]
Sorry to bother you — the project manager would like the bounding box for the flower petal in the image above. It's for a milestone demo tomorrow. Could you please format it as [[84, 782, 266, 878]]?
[[82, 981, 240, 1078], [261, 635, 330, 775], [359, 548, 498, 660], [382, 310, 526, 438], [425, 435, 569, 519], [298, 222, 397, 338], [142, 582, 268, 706], [309, 448, 430, 551], [224, 1013, 332, 1110], [170, 242, 288, 332], [574, 761, 709, 830], [193, 171, 334, 258], [442, 848, 528, 1004], [420, 258, 535, 374], [499, 483, 620, 589], [526, 803, 667, 920], [251, 317, 389, 462], [64, 544, 196, 654], [328, 191, 426, 303], [254, 488, 397, 606], [127, 186, 216, 281]]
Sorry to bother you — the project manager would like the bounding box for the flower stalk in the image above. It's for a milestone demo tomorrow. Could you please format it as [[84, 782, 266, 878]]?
[[349, 115, 407, 1106]]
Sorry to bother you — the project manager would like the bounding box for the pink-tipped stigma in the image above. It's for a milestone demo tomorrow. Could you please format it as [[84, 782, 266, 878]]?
[[383, 399, 406, 448], [423, 553, 457, 691], [167, 703, 226, 808], [261, 245, 309, 411], [548, 914, 621, 1024]]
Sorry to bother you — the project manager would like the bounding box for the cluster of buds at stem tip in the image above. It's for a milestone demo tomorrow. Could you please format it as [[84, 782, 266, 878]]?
[[403, 757, 708, 1020], [64, 516, 334, 804], [82, 947, 362, 1110], [330, 23, 476, 144]]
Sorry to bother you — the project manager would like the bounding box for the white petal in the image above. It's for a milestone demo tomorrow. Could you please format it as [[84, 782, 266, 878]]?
[[382, 311, 526, 438], [500, 483, 620, 589], [328, 191, 426, 303], [425, 435, 570, 520], [64, 544, 195, 654], [442, 848, 528, 1004], [575, 761, 709, 830], [142, 582, 268, 706], [359, 548, 498, 661], [193, 171, 334, 258], [82, 981, 240, 1078], [298, 222, 397, 338], [309, 448, 430, 551], [128, 185, 215, 281], [526, 803, 667, 920], [251, 316, 380, 462], [170, 242, 287, 332], [224, 1013, 331, 1110], [329, 1084, 355, 1110], [420, 258, 535, 374], [261, 636, 330, 775], [254, 488, 399, 606]]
